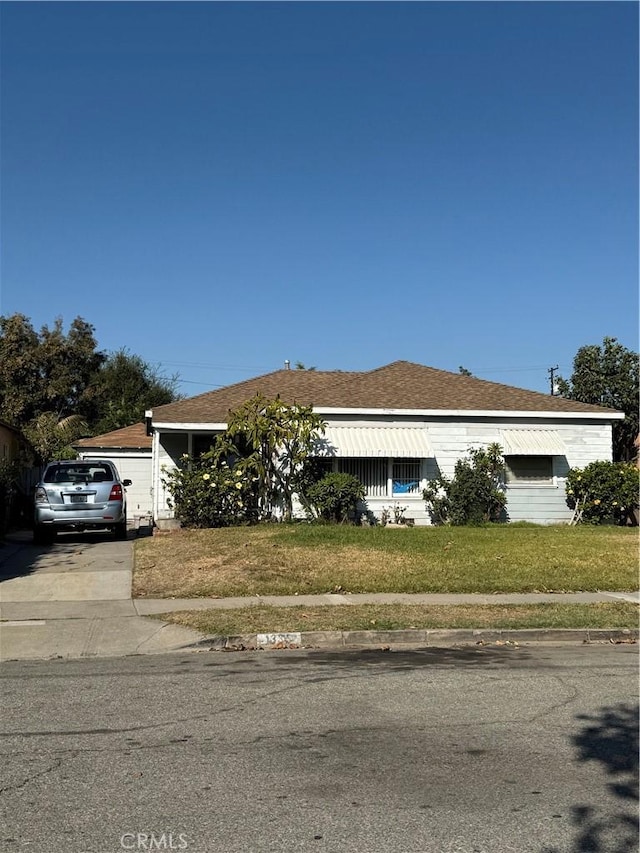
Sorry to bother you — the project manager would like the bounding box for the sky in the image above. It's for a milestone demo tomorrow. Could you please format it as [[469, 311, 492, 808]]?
[[1, 1, 638, 398]]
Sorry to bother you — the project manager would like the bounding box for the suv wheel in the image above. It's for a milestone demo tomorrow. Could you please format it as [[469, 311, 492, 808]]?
[[114, 520, 128, 540]]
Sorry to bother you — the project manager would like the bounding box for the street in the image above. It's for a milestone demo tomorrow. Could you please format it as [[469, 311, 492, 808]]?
[[0, 643, 637, 853]]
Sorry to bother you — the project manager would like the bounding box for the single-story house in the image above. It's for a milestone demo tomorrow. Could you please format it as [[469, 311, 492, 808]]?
[[148, 360, 624, 526], [74, 423, 153, 517]]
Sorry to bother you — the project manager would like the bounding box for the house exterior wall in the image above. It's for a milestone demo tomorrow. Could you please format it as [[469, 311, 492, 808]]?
[[0, 423, 20, 463], [150, 416, 614, 526], [154, 432, 189, 520], [76, 450, 153, 516], [423, 416, 612, 525]]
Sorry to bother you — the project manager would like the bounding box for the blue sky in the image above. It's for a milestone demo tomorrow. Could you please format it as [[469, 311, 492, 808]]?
[[1, 1, 637, 397]]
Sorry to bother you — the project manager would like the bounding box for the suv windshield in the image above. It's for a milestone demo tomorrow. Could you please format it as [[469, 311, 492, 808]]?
[[43, 464, 114, 485]]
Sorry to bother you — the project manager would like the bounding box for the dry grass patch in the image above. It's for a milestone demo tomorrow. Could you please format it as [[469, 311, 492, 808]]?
[[133, 524, 639, 598], [156, 602, 639, 635]]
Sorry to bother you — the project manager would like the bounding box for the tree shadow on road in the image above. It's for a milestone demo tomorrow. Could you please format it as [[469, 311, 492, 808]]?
[[270, 644, 533, 671], [543, 702, 639, 853]]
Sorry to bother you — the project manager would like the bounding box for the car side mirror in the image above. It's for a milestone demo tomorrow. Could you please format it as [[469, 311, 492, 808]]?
[[123, 479, 132, 487]]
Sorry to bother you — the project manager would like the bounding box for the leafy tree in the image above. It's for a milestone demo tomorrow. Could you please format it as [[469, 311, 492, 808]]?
[[212, 394, 326, 521], [0, 314, 42, 426], [556, 337, 639, 462], [0, 314, 103, 429], [22, 414, 88, 465], [565, 461, 639, 526], [423, 444, 507, 525], [89, 349, 179, 434], [0, 315, 180, 463]]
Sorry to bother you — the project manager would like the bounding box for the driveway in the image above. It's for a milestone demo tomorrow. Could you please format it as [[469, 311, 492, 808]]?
[[0, 531, 205, 661], [0, 530, 133, 602]]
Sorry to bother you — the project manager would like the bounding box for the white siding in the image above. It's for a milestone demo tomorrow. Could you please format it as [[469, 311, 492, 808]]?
[[151, 416, 614, 526], [423, 417, 613, 525], [155, 433, 189, 519]]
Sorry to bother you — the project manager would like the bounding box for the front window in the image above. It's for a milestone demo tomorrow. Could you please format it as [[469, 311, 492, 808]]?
[[505, 456, 553, 484], [338, 459, 387, 497], [333, 458, 423, 497], [392, 459, 421, 495]]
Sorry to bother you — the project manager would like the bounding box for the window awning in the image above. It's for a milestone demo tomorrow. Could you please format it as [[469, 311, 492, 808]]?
[[314, 426, 432, 458], [500, 429, 566, 456]]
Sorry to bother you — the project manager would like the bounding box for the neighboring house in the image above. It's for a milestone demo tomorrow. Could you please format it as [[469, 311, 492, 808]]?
[[74, 423, 153, 517], [0, 420, 23, 465], [0, 421, 34, 532], [148, 360, 624, 526]]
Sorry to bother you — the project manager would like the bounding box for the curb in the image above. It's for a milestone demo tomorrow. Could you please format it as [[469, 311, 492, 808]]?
[[183, 627, 639, 652]]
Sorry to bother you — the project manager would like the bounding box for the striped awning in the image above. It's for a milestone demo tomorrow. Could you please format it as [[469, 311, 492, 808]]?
[[314, 426, 432, 458], [500, 429, 566, 456]]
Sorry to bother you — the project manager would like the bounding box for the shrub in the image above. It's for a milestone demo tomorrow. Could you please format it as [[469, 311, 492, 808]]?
[[565, 461, 639, 525], [423, 444, 507, 525], [162, 453, 258, 528], [305, 472, 365, 524]]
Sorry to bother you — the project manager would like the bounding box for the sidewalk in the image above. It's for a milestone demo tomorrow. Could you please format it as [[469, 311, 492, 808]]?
[[0, 531, 638, 661]]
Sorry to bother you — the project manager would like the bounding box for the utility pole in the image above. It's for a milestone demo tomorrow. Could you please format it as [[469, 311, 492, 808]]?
[[548, 365, 559, 395]]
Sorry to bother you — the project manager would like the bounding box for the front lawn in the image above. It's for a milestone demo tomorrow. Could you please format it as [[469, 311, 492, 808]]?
[[133, 524, 639, 598]]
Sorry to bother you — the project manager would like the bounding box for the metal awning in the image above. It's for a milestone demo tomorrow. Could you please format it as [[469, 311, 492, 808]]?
[[314, 426, 432, 458], [500, 429, 566, 456]]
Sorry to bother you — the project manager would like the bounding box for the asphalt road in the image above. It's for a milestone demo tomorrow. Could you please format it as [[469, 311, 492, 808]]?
[[0, 644, 638, 853]]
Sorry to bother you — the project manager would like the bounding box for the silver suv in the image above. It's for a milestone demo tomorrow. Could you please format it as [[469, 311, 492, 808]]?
[[34, 460, 131, 544]]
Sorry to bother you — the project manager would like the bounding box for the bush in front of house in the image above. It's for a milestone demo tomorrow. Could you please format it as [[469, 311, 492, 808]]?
[[423, 444, 507, 525], [162, 453, 258, 528], [304, 472, 365, 524], [565, 461, 639, 525]]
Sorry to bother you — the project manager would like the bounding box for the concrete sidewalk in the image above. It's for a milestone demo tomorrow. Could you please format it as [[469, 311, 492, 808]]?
[[0, 531, 638, 661], [2, 589, 638, 662], [132, 589, 640, 614]]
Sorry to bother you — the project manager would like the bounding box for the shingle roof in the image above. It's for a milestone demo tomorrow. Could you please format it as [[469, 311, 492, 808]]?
[[151, 361, 620, 424], [74, 422, 152, 450]]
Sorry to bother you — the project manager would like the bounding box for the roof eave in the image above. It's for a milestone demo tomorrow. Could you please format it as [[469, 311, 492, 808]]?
[[152, 408, 624, 429]]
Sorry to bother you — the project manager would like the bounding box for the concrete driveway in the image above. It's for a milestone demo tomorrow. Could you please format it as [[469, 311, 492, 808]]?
[[0, 530, 132, 601], [0, 531, 205, 661]]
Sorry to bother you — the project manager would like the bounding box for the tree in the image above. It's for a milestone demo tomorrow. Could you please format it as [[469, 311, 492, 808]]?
[[22, 414, 88, 465], [0, 315, 180, 463], [556, 338, 639, 462], [89, 349, 179, 434], [0, 314, 42, 426], [0, 314, 103, 429], [565, 461, 639, 526], [213, 394, 326, 521], [423, 444, 507, 525]]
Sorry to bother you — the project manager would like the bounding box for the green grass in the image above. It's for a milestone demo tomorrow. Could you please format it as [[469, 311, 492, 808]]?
[[155, 602, 639, 635], [133, 523, 639, 598]]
